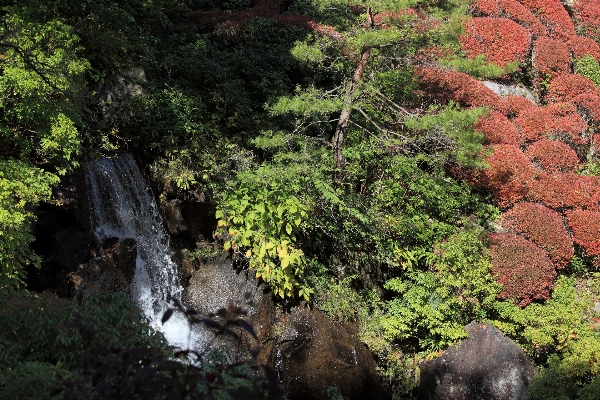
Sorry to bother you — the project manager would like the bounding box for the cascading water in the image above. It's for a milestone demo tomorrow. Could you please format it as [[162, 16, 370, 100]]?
[[83, 153, 207, 350]]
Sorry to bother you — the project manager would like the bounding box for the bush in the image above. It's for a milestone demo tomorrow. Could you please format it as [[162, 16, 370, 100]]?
[[573, 93, 600, 123], [574, 54, 600, 87], [479, 144, 538, 208], [506, 95, 537, 116], [417, 68, 510, 114], [568, 36, 600, 60], [474, 110, 522, 146], [533, 37, 572, 83], [460, 17, 531, 70], [519, 0, 576, 40], [573, 0, 600, 42], [515, 103, 588, 145], [497, 0, 547, 36], [527, 173, 600, 210], [501, 202, 574, 269], [488, 233, 557, 307], [566, 209, 600, 257], [546, 74, 596, 103], [524, 139, 581, 173]]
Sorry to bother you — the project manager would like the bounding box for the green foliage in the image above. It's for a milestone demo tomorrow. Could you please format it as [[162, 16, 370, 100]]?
[[441, 54, 520, 79], [575, 55, 600, 87], [404, 103, 487, 167], [0, 161, 59, 293], [216, 173, 313, 299]]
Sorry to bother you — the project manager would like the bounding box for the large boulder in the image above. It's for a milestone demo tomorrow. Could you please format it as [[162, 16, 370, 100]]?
[[278, 308, 383, 400], [68, 238, 137, 304], [160, 199, 187, 235], [419, 322, 537, 400]]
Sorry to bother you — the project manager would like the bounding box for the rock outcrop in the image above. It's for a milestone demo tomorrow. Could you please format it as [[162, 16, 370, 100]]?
[[278, 308, 383, 400], [419, 322, 537, 400], [68, 238, 137, 304]]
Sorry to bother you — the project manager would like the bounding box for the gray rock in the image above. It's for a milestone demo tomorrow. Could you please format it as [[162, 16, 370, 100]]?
[[419, 322, 537, 400], [483, 81, 537, 103]]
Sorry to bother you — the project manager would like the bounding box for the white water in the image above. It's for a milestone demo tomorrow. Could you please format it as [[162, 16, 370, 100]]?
[[83, 153, 207, 350]]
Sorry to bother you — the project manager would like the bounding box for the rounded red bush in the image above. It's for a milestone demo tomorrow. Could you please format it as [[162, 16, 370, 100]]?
[[506, 95, 537, 116], [547, 74, 596, 103], [573, 0, 600, 42], [526, 173, 600, 209], [497, 0, 547, 37], [515, 103, 588, 145], [519, 0, 576, 40], [481, 144, 538, 208], [417, 68, 510, 114], [474, 110, 522, 146], [573, 93, 600, 123], [568, 36, 600, 60], [534, 37, 572, 78], [488, 233, 557, 307], [502, 202, 574, 269], [524, 139, 580, 173], [566, 209, 600, 256], [472, 0, 500, 16], [460, 17, 531, 69]]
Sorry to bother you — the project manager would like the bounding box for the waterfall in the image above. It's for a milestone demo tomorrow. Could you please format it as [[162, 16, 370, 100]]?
[[83, 153, 205, 350]]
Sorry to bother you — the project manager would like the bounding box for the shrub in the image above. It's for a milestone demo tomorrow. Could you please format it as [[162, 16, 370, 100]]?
[[568, 36, 600, 60], [460, 17, 531, 69], [472, 0, 500, 16], [501, 202, 574, 269], [480, 144, 538, 208], [474, 110, 522, 146], [573, 0, 600, 42], [488, 233, 557, 307], [519, 0, 576, 40], [566, 209, 600, 256], [515, 102, 588, 145], [574, 54, 600, 87], [497, 0, 547, 37], [506, 95, 537, 116], [533, 37, 572, 80], [526, 173, 600, 209], [546, 74, 596, 103], [524, 139, 581, 173], [417, 68, 510, 114], [573, 93, 600, 123]]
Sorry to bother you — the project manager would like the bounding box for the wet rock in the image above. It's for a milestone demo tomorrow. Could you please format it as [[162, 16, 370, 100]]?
[[419, 322, 537, 400], [161, 199, 187, 235], [68, 238, 137, 304], [278, 308, 383, 400]]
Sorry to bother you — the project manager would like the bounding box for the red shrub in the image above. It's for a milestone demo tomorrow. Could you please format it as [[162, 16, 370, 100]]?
[[519, 0, 576, 40], [488, 233, 557, 307], [566, 209, 600, 256], [546, 74, 596, 103], [573, 93, 600, 123], [474, 110, 522, 146], [573, 0, 600, 42], [515, 103, 588, 144], [472, 0, 501, 16], [417, 68, 510, 114], [526, 173, 600, 209], [481, 144, 538, 208], [524, 139, 580, 173], [568, 36, 600, 60], [497, 0, 547, 37], [548, 102, 589, 145], [502, 202, 574, 269], [506, 95, 537, 116], [534, 37, 572, 78], [460, 17, 531, 69]]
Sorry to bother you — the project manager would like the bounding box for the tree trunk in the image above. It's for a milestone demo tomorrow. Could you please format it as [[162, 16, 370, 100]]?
[[332, 8, 374, 182]]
